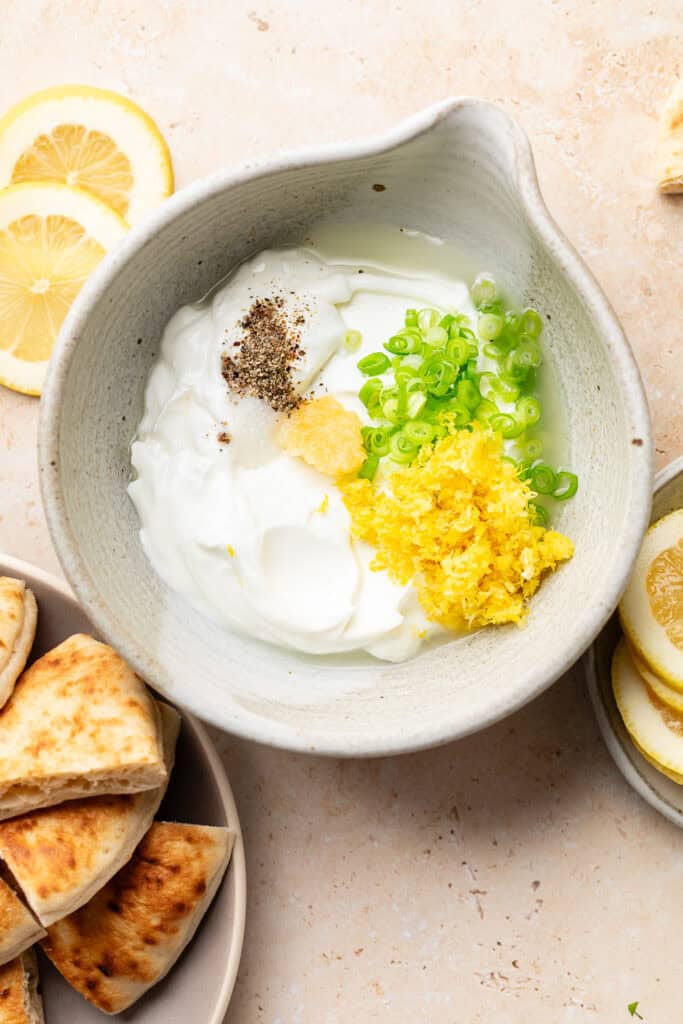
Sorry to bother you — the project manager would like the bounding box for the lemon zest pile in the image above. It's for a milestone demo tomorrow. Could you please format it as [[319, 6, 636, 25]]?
[[339, 425, 573, 632]]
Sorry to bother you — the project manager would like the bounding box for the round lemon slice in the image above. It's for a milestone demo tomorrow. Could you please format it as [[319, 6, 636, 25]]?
[[0, 182, 127, 395], [630, 644, 683, 714], [612, 637, 683, 783], [619, 508, 683, 690], [0, 85, 173, 226]]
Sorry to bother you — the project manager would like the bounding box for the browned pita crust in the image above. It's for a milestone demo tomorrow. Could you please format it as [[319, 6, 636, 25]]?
[[0, 579, 36, 711], [0, 702, 180, 926], [42, 821, 234, 1014], [0, 877, 45, 968], [0, 950, 44, 1024], [658, 77, 683, 193], [0, 634, 166, 820]]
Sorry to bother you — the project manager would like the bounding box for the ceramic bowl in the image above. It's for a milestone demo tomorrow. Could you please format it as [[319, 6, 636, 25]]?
[[39, 97, 651, 756], [585, 457, 683, 828], [0, 554, 246, 1022]]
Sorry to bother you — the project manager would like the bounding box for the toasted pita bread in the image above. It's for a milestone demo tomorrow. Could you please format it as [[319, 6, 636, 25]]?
[[0, 876, 45, 968], [657, 77, 683, 193], [42, 821, 234, 1014], [0, 702, 180, 927], [0, 950, 44, 1024], [0, 634, 166, 820], [0, 580, 37, 712]]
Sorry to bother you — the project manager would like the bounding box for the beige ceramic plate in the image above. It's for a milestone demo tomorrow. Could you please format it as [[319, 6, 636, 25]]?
[[585, 456, 683, 828], [0, 553, 246, 1022]]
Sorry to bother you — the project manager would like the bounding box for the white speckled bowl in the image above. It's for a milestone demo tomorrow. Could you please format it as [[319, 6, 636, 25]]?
[[586, 457, 683, 827], [39, 98, 651, 756]]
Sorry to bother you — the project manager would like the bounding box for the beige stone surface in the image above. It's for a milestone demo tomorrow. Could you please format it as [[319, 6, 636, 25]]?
[[0, 1, 681, 1020]]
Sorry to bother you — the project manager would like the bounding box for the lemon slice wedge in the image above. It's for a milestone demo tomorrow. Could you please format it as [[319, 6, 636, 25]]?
[[630, 644, 683, 715], [0, 85, 173, 226], [612, 637, 683, 783], [619, 508, 683, 690], [0, 182, 127, 395]]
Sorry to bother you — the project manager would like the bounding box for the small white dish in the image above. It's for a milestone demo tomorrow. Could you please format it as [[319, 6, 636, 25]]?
[[585, 456, 683, 828], [0, 553, 247, 1023]]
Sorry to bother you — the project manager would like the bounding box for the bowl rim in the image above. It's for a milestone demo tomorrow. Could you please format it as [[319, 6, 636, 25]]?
[[0, 553, 247, 1021], [39, 95, 653, 756], [584, 454, 683, 828]]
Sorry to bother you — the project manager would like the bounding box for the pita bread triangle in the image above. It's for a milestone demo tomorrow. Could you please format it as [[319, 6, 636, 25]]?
[[0, 579, 37, 711], [42, 821, 234, 1014], [0, 634, 166, 821], [0, 950, 44, 1024], [0, 702, 180, 927], [658, 77, 683, 193], [0, 875, 45, 968]]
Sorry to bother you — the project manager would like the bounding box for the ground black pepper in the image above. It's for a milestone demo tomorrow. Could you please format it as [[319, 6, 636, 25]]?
[[221, 295, 305, 413]]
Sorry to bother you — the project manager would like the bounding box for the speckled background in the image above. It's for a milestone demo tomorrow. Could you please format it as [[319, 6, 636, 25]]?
[[0, 2, 682, 1020]]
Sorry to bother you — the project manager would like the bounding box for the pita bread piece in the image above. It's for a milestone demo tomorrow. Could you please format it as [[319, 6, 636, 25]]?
[[42, 821, 234, 1014], [658, 77, 683, 193], [0, 579, 37, 711], [0, 702, 180, 927], [0, 950, 44, 1024], [0, 634, 166, 821], [0, 876, 45, 968]]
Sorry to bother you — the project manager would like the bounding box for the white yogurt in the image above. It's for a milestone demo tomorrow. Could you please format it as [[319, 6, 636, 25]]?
[[129, 241, 476, 661]]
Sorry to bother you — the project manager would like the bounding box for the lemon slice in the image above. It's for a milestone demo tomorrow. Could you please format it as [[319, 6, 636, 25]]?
[[0, 182, 127, 395], [612, 637, 683, 783], [619, 508, 683, 690], [630, 644, 683, 714], [0, 85, 172, 226]]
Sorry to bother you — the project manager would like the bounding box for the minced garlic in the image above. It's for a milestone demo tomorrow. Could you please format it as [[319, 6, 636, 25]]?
[[277, 395, 365, 477], [339, 425, 573, 632]]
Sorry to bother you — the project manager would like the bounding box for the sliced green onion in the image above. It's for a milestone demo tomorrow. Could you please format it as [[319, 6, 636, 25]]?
[[359, 377, 383, 409], [358, 352, 390, 376], [483, 343, 504, 361], [439, 314, 456, 331], [520, 307, 543, 339], [424, 325, 449, 347], [456, 378, 481, 411], [358, 455, 379, 480], [516, 396, 541, 426], [553, 471, 578, 500], [403, 420, 435, 444], [490, 413, 523, 439], [530, 463, 557, 494], [514, 339, 542, 369], [474, 398, 499, 424], [367, 427, 393, 456], [394, 362, 420, 384], [382, 398, 401, 424], [406, 390, 427, 419], [389, 431, 419, 463], [523, 438, 543, 460], [445, 336, 470, 366], [471, 273, 498, 307], [424, 357, 457, 397], [417, 307, 440, 332], [440, 399, 471, 428], [385, 331, 423, 355], [404, 308, 418, 327], [478, 312, 504, 342], [343, 329, 362, 352], [530, 501, 549, 526], [488, 376, 520, 402]]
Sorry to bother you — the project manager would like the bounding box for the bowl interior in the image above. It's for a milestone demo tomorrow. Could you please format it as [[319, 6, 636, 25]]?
[[586, 459, 683, 827], [0, 555, 246, 1023], [40, 100, 651, 754]]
